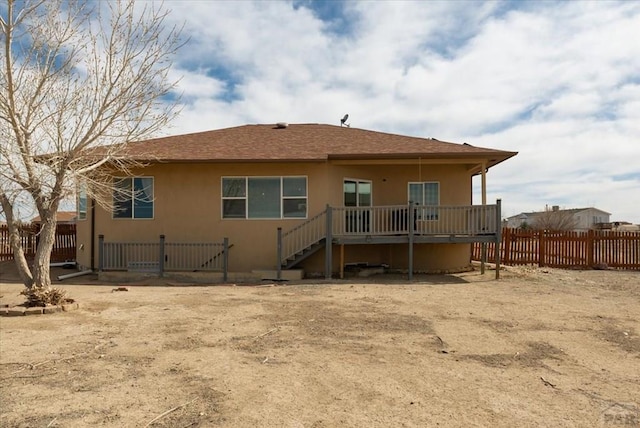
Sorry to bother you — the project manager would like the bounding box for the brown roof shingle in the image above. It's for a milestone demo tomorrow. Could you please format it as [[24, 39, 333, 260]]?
[[116, 123, 517, 167]]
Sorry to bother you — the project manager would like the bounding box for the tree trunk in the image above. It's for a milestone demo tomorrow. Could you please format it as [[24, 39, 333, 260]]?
[[0, 195, 34, 287], [31, 218, 57, 290], [8, 224, 35, 287]]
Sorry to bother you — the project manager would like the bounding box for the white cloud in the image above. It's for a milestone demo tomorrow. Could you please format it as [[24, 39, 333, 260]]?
[[156, 0, 640, 223], [170, 69, 227, 99]]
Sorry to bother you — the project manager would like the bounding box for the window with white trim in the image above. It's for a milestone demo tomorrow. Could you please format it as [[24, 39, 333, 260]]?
[[408, 182, 439, 220], [113, 177, 154, 219], [77, 184, 87, 220], [222, 176, 307, 219]]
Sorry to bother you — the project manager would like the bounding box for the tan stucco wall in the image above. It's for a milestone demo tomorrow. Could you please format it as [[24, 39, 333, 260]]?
[[76, 160, 475, 274], [75, 204, 92, 270], [326, 163, 471, 206]]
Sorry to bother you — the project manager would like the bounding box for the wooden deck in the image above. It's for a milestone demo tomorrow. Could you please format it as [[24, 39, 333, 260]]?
[[278, 202, 503, 279]]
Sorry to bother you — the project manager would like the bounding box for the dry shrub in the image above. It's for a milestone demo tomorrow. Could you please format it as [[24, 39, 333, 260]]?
[[20, 287, 73, 307]]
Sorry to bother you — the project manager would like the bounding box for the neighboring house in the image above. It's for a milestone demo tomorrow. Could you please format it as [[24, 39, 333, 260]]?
[[76, 123, 517, 279], [31, 211, 78, 225], [505, 206, 611, 231]]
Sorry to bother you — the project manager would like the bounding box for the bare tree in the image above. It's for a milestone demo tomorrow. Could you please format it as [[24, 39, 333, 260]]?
[[0, 0, 182, 298], [532, 206, 578, 231]]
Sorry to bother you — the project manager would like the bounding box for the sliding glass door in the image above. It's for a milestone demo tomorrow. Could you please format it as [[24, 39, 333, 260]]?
[[344, 179, 371, 233]]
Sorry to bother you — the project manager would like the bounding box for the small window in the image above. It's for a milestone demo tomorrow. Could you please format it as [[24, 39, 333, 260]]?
[[222, 176, 307, 219], [408, 182, 440, 220], [77, 184, 87, 220], [113, 177, 154, 219], [283, 177, 307, 218], [222, 178, 247, 219]]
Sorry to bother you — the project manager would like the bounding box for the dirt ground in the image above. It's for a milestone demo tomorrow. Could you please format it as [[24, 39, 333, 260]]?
[[0, 262, 639, 428]]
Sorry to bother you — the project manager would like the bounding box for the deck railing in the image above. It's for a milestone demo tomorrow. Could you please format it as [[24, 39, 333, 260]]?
[[98, 235, 229, 279], [331, 204, 498, 236], [278, 203, 500, 268]]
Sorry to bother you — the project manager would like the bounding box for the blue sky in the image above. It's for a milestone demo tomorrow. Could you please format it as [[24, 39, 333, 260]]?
[[158, 0, 640, 223]]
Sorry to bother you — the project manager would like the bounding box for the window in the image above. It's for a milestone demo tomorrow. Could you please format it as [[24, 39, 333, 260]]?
[[113, 177, 154, 219], [344, 179, 372, 233], [222, 176, 307, 219], [343, 179, 372, 207], [77, 184, 87, 220], [408, 182, 439, 220]]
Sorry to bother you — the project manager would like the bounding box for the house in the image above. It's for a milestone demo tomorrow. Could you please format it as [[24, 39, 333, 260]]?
[[31, 211, 78, 225], [505, 206, 611, 231], [75, 123, 517, 281]]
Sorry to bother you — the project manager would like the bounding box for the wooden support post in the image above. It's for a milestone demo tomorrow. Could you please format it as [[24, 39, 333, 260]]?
[[495, 199, 502, 279], [481, 161, 487, 274], [325, 205, 333, 280], [408, 201, 415, 280]]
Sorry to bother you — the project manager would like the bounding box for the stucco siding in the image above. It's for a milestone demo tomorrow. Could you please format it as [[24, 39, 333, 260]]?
[[78, 160, 474, 274]]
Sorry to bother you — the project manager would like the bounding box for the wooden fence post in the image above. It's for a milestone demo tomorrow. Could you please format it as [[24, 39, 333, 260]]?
[[587, 229, 595, 267], [502, 227, 511, 266], [539, 230, 546, 267]]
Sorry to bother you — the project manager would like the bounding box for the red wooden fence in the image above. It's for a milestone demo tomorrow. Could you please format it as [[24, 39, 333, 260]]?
[[472, 228, 640, 270], [0, 223, 77, 263]]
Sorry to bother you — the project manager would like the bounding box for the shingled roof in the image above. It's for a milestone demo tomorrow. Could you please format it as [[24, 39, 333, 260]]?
[[115, 123, 517, 168]]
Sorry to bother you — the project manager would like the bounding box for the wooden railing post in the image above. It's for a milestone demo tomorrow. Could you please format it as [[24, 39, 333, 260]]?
[[325, 205, 333, 280], [223, 237, 229, 282], [98, 234, 104, 272], [277, 227, 282, 280], [159, 235, 165, 277]]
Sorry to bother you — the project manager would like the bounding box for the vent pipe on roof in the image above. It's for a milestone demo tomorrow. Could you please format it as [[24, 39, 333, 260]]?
[[275, 122, 288, 129]]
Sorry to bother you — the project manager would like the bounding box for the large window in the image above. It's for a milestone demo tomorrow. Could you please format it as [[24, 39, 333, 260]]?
[[222, 176, 307, 219], [113, 177, 154, 219], [408, 182, 439, 220]]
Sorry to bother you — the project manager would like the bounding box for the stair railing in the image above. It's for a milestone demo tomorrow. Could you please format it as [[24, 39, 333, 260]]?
[[277, 209, 327, 268]]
